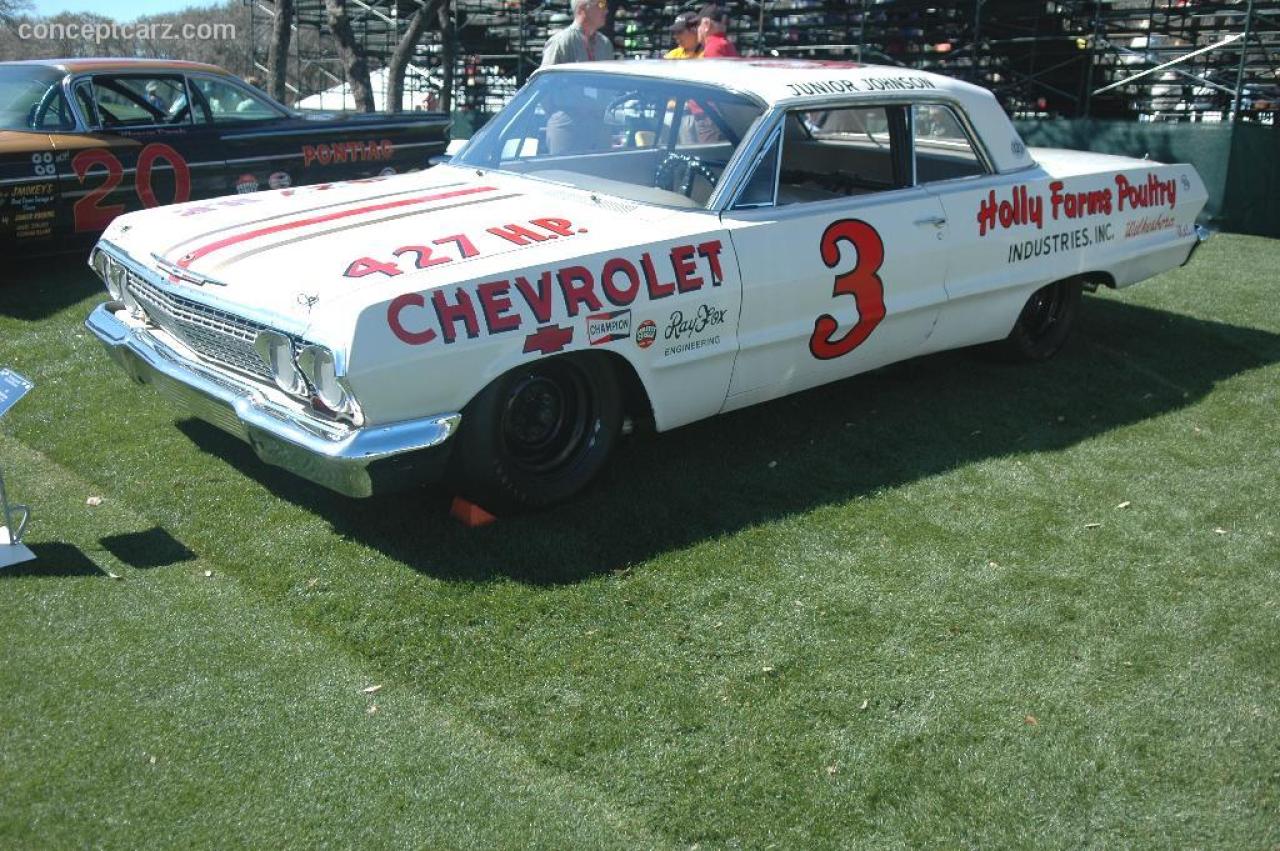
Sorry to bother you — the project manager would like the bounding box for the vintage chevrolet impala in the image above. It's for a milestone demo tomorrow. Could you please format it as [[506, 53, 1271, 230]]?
[[85, 59, 1209, 511]]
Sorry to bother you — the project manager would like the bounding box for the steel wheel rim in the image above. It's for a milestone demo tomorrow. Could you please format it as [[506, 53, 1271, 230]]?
[[1022, 281, 1067, 339], [500, 364, 592, 475]]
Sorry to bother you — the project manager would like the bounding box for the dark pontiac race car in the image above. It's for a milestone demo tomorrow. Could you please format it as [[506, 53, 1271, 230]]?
[[0, 58, 449, 257]]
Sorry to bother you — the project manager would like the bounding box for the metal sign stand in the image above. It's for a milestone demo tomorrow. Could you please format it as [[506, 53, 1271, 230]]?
[[0, 367, 35, 570], [0, 468, 33, 569]]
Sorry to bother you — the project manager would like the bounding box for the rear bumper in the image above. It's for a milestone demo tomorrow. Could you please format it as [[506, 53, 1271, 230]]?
[[1182, 224, 1211, 266], [86, 302, 458, 498]]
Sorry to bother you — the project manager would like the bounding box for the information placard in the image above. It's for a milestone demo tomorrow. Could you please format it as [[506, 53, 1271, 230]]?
[[0, 368, 33, 418], [0, 366, 36, 566]]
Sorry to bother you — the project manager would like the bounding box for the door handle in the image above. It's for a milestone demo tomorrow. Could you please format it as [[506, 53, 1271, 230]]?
[[914, 215, 947, 228]]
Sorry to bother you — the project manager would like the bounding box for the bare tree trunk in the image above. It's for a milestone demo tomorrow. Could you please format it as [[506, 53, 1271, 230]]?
[[438, 0, 454, 114], [323, 0, 375, 113], [267, 0, 294, 105], [387, 0, 441, 113], [0, 0, 31, 25]]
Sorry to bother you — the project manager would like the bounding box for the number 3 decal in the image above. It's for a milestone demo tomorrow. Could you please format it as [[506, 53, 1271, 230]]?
[[809, 218, 887, 360]]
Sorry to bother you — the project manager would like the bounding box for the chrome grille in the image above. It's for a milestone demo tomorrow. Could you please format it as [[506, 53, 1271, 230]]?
[[125, 273, 273, 380]]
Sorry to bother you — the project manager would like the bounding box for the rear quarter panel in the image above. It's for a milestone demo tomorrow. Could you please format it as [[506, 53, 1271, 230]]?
[[923, 159, 1208, 352], [219, 113, 449, 195]]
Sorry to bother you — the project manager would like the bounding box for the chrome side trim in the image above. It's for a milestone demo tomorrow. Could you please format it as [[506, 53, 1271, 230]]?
[[223, 121, 445, 140], [86, 302, 460, 497]]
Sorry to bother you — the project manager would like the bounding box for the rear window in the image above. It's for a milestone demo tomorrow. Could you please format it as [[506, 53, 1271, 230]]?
[[0, 66, 72, 132]]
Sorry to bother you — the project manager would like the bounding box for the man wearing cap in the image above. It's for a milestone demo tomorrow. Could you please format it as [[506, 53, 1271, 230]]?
[[541, 0, 614, 67], [665, 12, 702, 59], [697, 4, 738, 57]]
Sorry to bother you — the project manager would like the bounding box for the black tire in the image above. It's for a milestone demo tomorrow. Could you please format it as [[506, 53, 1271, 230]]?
[[998, 278, 1083, 361], [452, 355, 622, 512]]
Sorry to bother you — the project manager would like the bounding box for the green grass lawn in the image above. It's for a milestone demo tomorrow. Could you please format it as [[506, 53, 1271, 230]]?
[[1, 235, 1277, 848]]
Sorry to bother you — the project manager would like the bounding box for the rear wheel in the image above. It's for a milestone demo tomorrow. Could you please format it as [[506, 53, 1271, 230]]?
[[452, 356, 622, 512], [998, 278, 1083, 361]]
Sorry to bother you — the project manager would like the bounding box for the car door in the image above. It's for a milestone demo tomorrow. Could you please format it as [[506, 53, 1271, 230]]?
[[187, 73, 302, 194], [54, 72, 226, 251], [909, 101, 1041, 353], [719, 103, 951, 411]]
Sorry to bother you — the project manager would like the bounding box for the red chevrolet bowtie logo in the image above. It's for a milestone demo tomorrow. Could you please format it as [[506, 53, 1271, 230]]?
[[522, 324, 574, 355]]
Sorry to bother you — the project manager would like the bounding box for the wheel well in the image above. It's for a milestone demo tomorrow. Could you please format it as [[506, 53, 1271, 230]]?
[[593, 350, 654, 429], [1080, 271, 1116, 291], [544, 350, 654, 430], [462, 351, 653, 427]]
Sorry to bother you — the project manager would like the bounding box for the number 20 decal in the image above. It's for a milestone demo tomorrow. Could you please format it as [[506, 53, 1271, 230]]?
[[809, 218, 887, 360], [72, 143, 191, 233]]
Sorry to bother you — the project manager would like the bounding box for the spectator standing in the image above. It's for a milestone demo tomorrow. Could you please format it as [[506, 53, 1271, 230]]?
[[144, 82, 168, 113], [665, 12, 702, 59], [697, 4, 738, 57], [541, 0, 614, 68]]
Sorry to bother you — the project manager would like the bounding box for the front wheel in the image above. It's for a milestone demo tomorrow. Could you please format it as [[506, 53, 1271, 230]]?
[[452, 355, 622, 512], [997, 278, 1083, 361]]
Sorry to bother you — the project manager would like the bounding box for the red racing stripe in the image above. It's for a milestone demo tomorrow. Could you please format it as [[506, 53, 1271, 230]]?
[[175, 185, 498, 268]]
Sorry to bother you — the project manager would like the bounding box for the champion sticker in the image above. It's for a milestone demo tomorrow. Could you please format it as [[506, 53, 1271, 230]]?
[[587, 309, 631, 346]]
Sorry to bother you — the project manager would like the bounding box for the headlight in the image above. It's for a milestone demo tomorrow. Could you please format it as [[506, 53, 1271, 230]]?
[[98, 254, 124, 299], [296, 344, 350, 412], [253, 330, 307, 397], [89, 248, 110, 283]]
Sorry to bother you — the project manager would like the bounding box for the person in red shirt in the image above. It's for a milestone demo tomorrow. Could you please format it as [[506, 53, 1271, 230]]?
[[697, 4, 738, 58]]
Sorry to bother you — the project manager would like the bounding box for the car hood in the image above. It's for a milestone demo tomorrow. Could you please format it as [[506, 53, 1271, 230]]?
[[102, 166, 679, 333]]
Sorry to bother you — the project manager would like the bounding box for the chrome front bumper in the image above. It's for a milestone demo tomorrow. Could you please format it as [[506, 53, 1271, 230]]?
[[86, 302, 460, 498]]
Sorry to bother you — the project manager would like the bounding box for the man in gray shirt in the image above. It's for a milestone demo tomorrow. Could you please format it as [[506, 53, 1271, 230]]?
[[541, 0, 614, 67]]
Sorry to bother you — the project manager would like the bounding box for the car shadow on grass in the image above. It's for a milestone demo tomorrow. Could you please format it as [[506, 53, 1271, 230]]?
[[0, 256, 101, 322], [179, 295, 1280, 584]]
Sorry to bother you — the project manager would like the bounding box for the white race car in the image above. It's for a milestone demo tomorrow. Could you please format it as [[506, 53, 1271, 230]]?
[[86, 59, 1209, 511]]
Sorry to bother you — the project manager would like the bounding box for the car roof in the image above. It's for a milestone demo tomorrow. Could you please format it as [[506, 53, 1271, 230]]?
[[1, 57, 231, 75], [535, 58, 987, 109]]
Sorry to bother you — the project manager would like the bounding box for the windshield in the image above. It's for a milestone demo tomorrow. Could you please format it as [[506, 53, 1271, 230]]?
[[454, 70, 767, 209], [0, 66, 74, 132]]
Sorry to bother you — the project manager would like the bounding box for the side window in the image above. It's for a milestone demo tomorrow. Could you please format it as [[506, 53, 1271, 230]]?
[[774, 105, 906, 205], [913, 104, 986, 183], [733, 130, 779, 209], [74, 81, 99, 128], [191, 77, 281, 123], [34, 86, 75, 131], [91, 75, 190, 127]]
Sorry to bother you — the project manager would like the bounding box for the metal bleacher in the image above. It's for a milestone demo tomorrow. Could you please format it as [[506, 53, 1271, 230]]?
[[246, 0, 1280, 123]]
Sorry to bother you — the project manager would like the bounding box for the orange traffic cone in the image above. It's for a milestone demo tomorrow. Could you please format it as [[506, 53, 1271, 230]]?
[[450, 496, 497, 527]]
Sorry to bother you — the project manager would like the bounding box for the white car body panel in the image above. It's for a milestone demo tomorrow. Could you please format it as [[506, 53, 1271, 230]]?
[[85, 59, 1210, 499]]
